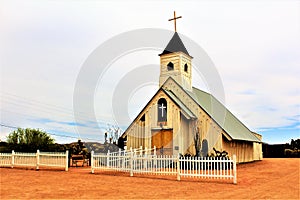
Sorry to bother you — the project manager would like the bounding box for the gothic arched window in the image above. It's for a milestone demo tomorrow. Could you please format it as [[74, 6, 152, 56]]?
[[157, 98, 167, 122], [167, 62, 174, 71], [184, 63, 188, 72]]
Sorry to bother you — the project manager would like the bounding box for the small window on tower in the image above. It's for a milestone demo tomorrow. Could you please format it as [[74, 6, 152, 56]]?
[[184, 63, 188, 72], [167, 62, 174, 71]]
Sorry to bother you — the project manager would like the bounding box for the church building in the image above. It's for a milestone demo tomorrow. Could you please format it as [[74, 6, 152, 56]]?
[[120, 13, 262, 163]]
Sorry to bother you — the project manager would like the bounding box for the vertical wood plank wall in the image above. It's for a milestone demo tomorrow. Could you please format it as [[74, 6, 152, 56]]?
[[222, 136, 254, 163]]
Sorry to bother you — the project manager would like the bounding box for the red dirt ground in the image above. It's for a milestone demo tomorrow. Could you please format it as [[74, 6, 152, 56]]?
[[0, 158, 299, 199]]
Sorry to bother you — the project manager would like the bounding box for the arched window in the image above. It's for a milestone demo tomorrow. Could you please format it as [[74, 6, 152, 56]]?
[[157, 98, 167, 122], [167, 62, 174, 71], [184, 63, 188, 72]]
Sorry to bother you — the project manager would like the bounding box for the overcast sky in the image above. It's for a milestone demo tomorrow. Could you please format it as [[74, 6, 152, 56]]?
[[1, 0, 299, 144]]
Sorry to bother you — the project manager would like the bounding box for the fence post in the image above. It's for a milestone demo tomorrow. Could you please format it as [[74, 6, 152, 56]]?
[[36, 150, 40, 170], [140, 146, 143, 156], [154, 147, 158, 169], [144, 147, 148, 170], [130, 151, 133, 177], [11, 150, 15, 168], [177, 154, 181, 181], [118, 148, 121, 169], [233, 154, 237, 184], [65, 150, 69, 171], [154, 146, 156, 155], [91, 151, 94, 174], [107, 150, 110, 167]]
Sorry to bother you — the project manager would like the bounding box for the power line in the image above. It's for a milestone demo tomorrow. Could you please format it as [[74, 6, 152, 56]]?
[[0, 108, 104, 137], [0, 109, 109, 141], [0, 123, 102, 142], [1, 96, 109, 125], [0, 124, 17, 129], [1, 92, 114, 124], [0, 109, 81, 139], [0, 91, 124, 141], [0, 96, 119, 138], [0, 91, 121, 132]]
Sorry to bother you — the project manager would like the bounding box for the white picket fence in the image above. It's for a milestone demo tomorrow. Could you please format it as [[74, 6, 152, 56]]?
[[91, 148, 237, 184], [0, 150, 69, 171], [107, 146, 156, 157]]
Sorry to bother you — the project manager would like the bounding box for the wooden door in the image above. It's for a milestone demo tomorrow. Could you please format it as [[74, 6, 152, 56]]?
[[151, 130, 173, 155]]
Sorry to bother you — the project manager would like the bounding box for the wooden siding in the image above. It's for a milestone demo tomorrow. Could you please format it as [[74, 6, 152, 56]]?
[[124, 78, 262, 163], [253, 142, 263, 161], [125, 90, 182, 152], [222, 136, 254, 163]]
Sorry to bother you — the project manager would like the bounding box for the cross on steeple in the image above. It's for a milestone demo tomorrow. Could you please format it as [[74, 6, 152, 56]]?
[[168, 11, 182, 32]]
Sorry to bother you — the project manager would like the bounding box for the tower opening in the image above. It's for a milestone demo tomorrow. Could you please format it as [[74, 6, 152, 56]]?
[[184, 63, 188, 72], [167, 62, 174, 71]]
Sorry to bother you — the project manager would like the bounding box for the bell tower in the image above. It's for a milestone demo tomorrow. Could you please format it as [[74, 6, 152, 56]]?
[[159, 12, 193, 91]]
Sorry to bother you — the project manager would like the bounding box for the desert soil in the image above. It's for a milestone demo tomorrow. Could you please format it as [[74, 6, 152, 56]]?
[[0, 158, 299, 199]]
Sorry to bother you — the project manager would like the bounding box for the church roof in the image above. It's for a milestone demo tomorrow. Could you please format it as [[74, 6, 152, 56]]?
[[121, 76, 261, 143], [159, 32, 191, 57], [186, 87, 261, 143], [163, 88, 196, 120]]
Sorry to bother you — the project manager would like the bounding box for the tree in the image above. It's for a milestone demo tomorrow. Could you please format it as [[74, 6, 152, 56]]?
[[194, 127, 201, 157], [290, 139, 300, 150], [106, 124, 121, 144], [7, 128, 54, 152], [193, 121, 201, 157]]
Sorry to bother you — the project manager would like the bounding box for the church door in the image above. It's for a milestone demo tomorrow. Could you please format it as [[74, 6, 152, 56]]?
[[151, 130, 173, 155]]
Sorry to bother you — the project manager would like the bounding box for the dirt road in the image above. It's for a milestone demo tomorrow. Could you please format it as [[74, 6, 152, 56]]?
[[0, 158, 299, 199]]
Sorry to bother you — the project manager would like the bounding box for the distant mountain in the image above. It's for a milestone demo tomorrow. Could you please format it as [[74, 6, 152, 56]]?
[[83, 142, 120, 153]]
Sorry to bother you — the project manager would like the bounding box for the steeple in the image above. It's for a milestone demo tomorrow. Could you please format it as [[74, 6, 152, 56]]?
[[159, 32, 191, 57], [159, 12, 193, 91]]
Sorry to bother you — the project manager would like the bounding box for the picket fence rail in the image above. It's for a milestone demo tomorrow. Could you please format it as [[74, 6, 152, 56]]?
[[91, 149, 237, 184], [0, 150, 69, 171], [108, 146, 157, 157]]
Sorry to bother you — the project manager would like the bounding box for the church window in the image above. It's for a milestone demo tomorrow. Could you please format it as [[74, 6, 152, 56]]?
[[157, 98, 167, 122], [140, 114, 145, 122], [167, 62, 174, 71], [184, 63, 188, 72]]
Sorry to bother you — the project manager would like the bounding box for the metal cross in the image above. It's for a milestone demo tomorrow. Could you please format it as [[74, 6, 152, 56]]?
[[168, 11, 182, 32], [159, 103, 166, 117]]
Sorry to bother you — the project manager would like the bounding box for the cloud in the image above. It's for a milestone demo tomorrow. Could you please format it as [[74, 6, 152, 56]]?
[[257, 122, 300, 144], [236, 90, 256, 95], [1, 0, 299, 144]]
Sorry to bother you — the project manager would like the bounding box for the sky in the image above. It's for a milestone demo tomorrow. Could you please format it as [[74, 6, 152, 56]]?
[[0, 0, 299, 144]]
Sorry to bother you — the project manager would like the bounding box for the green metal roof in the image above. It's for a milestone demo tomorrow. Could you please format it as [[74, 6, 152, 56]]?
[[187, 87, 261, 142]]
